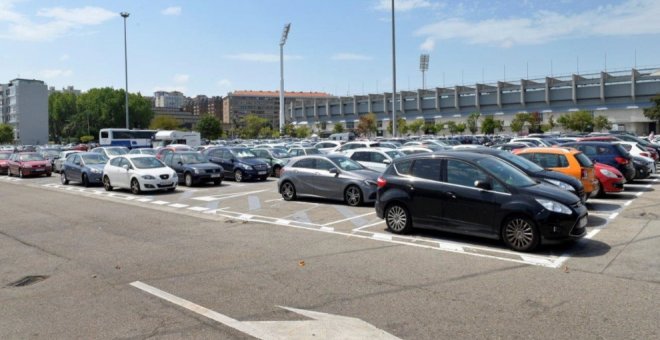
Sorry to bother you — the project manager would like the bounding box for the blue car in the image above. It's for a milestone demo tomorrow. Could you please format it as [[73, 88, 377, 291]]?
[[561, 142, 636, 181], [61, 152, 109, 187]]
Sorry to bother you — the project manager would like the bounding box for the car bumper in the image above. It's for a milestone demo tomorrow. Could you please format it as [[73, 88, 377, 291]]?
[[601, 177, 625, 193], [193, 173, 224, 182], [0, 165, 7, 174], [536, 204, 588, 241], [21, 167, 52, 176], [139, 177, 178, 191], [241, 168, 270, 179], [360, 184, 378, 203], [88, 172, 104, 184]]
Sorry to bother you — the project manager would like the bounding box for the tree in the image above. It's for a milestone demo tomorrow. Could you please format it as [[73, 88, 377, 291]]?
[[593, 115, 612, 132], [423, 122, 437, 135], [510, 113, 530, 135], [282, 123, 296, 137], [527, 111, 543, 133], [80, 135, 95, 143], [196, 114, 223, 139], [332, 123, 345, 133], [386, 117, 407, 135], [294, 125, 311, 138], [48, 92, 77, 141], [150, 116, 181, 130], [455, 122, 466, 134], [258, 126, 273, 138], [643, 94, 660, 124], [466, 112, 481, 134], [356, 113, 377, 137], [494, 119, 504, 133], [557, 110, 593, 132], [0, 123, 14, 143], [242, 114, 270, 138], [407, 119, 425, 136]]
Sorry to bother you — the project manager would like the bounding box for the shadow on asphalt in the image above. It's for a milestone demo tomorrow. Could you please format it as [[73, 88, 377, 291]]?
[[585, 202, 621, 212], [286, 196, 376, 207], [623, 186, 654, 192], [587, 215, 608, 228]]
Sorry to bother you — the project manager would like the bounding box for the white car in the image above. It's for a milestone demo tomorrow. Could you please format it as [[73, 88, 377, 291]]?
[[399, 146, 433, 155], [614, 141, 656, 171], [331, 141, 382, 154], [53, 150, 82, 173], [344, 148, 406, 172], [102, 155, 177, 194], [313, 141, 342, 154], [91, 146, 130, 159], [510, 137, 552, 147]]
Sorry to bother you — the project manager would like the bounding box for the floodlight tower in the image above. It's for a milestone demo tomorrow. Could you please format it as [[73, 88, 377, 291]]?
[[120, 11, 130, 129], [279, 23, 291, 135], [420, 54, 429, 90]]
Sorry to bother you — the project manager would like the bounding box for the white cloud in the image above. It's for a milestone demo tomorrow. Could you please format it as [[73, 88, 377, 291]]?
[[161, 6, 181, 16], [0, 4, 116, 42], [374, 0, 439, 12], [224, 53, 303, 63], [173, 74, 189, 83], [59, 54, 70, 61], [332, 53, 373, 61], [415, 0, 660, 49], [420, 37, 435, 52], [40, 69, 73, 79]]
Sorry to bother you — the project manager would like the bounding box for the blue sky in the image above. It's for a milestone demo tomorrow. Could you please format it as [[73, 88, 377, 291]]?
[[1, 0, 659, 97]]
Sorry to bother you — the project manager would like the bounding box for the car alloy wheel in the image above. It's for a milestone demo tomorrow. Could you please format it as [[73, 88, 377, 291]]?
[[131, 178, 141, 195], [234, 169, 243, 182], [103, 176, 113, 191], [61, 172, 69, 185], [385, 203, 411, 234], [281, 182, 296, 201], [502, 216, 539, 252], [344, 185, 363, 206], [185, 173, 193, 187]]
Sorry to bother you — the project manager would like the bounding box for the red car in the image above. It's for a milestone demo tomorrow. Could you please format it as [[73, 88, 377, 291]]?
[[0, 151, 12, 175], [592, 162, 624, 197], [7, 152, 52, 178]]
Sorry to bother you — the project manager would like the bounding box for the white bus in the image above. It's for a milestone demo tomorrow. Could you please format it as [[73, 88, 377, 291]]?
[[152, 130, 201, 148], [99, 129, 155, 149]]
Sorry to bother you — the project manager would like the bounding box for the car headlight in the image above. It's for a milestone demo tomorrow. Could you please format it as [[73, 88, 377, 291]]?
[[535, 198, 572, 215], [545, 179, 574, 192], [141, 175, 156, 180], [240, 163, 253, 170], [171, 172, 177, 178], [91, 168, 101, 174], [599, 169, 618, 178], [193, 168, 199, 174]]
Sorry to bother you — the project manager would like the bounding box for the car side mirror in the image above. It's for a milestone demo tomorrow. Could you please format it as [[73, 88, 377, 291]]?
[[329, 168, 339, 175], [474, 180, 492, 191], [177, 161, 183, 165], [122, 164, 130, 171], [383, 159, 391, 164]]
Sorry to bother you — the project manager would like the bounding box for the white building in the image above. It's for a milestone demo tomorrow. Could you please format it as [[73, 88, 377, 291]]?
[[154, 91, 185, 109], [1, 79, 49, 145]]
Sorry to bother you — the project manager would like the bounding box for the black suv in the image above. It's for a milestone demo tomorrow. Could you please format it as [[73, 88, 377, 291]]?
[[163, 151, 224, 186], [202, 147, 270, 182], [375, 152, 588, 252]]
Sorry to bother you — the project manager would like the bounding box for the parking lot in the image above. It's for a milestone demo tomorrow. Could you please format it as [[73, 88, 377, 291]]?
[[3, 171, 658, 269]]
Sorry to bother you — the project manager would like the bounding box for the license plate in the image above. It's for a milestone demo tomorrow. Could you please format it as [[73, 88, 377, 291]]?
[[258, 171, 267, 175], [578, 216, 587, 228], [211, 174, 221, 178], [33, 168, 44, 172], [160, 181, 172, 186]]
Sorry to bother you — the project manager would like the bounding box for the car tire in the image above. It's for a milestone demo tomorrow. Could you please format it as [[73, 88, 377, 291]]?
[[344, 185, 363, 206], [501, 215, 540, 252], [18, 169, 23, 178], [61, 172, 69, 185], [594, 180, 606, 198], [272, 165, 281, 178], [103, 176, 113, 191], [385, 203, 412, 234], [260, 176, 268, 181], [82, 173, 89, 187], [131, 178, 141, 195], [167, 187, 176, 192], [234, 169, 244, 182], [46, 172, 51, 177], [281, 181, 296, 201], [213, 179, 222, 186], [185, 173, 194, 187]]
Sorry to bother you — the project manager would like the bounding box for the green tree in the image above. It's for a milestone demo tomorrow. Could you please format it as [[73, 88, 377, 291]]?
[[423, 122, 437, 135], [356, 113, 377, 137], [332, 123, 345, 133], [466, 112, 481, 134], [593, 115, 612, 132], [242, 114, 270, 138], [195, 114, 223, 139], [80, 135, 95, 143], [0, 123, 14, 143], [527, 112, 543, 133], [294, 125, 311, 138], [407, 119, 425, 136], [455, 122, 467, 134], [258, 126, 273, 138], [643, 94, 660, 123], [557, 110, 593, 132], [283, 123, 296, 137], [442, 121, 458, 135], [149, 116, 182, 130], [510, 113, 530, 135], [48, 92, 77, 141], [386, 117, 407, 135], [480, 115, 496, 134]]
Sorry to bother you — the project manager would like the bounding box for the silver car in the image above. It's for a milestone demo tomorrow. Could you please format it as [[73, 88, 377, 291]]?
[[278, 155, 380, 206]]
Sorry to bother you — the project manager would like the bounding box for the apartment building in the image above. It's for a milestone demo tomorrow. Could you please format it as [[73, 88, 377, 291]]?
[[1, 79, 48, 145]]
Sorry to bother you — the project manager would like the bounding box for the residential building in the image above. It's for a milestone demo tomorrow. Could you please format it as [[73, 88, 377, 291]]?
[[154, 91, 185, 109], [222, 90, 332, 129], [48, 85, 81, 96], [208, 96, 223, 121], [152, 107, 200, 130], [1, 79, 48, 145], [192, 95, 209, 116]]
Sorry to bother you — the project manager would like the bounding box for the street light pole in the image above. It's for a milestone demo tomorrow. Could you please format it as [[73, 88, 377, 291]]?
[[279, 23, 291, 136], [120, 12, 130, 129], [391, 0, 397, 137]]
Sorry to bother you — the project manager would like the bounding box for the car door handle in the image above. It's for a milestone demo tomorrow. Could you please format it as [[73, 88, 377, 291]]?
[[445, 191, 457, 199]]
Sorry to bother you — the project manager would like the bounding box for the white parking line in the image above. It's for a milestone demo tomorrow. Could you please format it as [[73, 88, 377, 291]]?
[[192, 190, 268, 202], [352, 220, 385, 232], [624, 200, 633, 206], [136, 198, 153, 203], [151, 200, 170, 205], [169, 203, 189, 208], [609, 212, 619, 220], [188, 206, 209, 212], [323, 212, 376, 226], [636, 192, 644, 197], [265, 198, 283, 203]]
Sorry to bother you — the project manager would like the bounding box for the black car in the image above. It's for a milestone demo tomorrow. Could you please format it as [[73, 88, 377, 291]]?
[[202, 147, 270, 182], [163, 151, 224, 186], [462, 148, 586, 202], [375, 152, 588, 252]]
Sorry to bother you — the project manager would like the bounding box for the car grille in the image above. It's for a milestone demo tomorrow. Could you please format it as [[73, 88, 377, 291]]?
[[160, 174, 169, 180], [157, 183, 174, 188], [205, 169, 220, 174], [254, 164, 268, 170]]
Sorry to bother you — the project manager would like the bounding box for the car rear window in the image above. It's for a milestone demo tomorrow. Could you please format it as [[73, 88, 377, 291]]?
[[575, 152, 593, 167], [613, 144, 631, 156], [394, 159, 412, 175]]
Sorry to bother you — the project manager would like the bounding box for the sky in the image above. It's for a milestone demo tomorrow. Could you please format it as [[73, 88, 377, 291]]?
[[1, 0, 659, 98]]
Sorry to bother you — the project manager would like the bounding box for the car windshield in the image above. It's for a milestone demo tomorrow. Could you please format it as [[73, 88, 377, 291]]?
[[271, 149, 290, 157], [19, 154, 45, 161], [476, 157, 536, 188], [131, 157, 165, 169], [232, 148, 256, 158], [0, 153, 10, 160], [81, 154, 108, 165], [107, 147, 129, 155], [329, 156, 366, 171], [385, 150, 405, 159], [495, 151, 544, 173], [305, 148, 321, 155], [181, 153, 207, 163]]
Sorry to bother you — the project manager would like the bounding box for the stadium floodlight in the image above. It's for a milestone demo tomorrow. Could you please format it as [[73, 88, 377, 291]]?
[[279, 23, 291, 135], [120, 12, 130, 129], [420, 54, 430, 90]]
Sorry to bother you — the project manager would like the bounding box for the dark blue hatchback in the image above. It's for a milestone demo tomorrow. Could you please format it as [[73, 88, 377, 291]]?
[[561, 142, 635, 181]]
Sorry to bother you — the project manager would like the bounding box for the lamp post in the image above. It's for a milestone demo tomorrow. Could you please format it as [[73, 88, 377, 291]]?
[[279, 23, 291, 135], [120, 12, 130, 129], [420, 54, 429, 90], [391, 0, 397, 137]]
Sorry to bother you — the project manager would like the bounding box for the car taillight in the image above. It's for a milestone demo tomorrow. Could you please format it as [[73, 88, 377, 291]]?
[[640, 152, 650, 158], [614, 156, 629, 165], [581, 168, 588, 179], [377, 177, 387, 188]]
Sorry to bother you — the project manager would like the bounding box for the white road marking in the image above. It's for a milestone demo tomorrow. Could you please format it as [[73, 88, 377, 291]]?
[[265, 198, 283, 203], [151, 200, 170, 205], [320, 226, 334, 232], [645, 184, 652, 188], [192, 190, 268, 202], [275, 219, 291, 225], [136, 198, 153, 202], [372, 233, 392, 241], [188, 206, 209, 212], [609, 212, 619, 220], [238, 214, 253, 220], [169, 203, 189, 208], [624, 200, 633, 206], [323, 212, 376, 226], [636, 192, 644, 196], [352, 220, 386, 232]]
